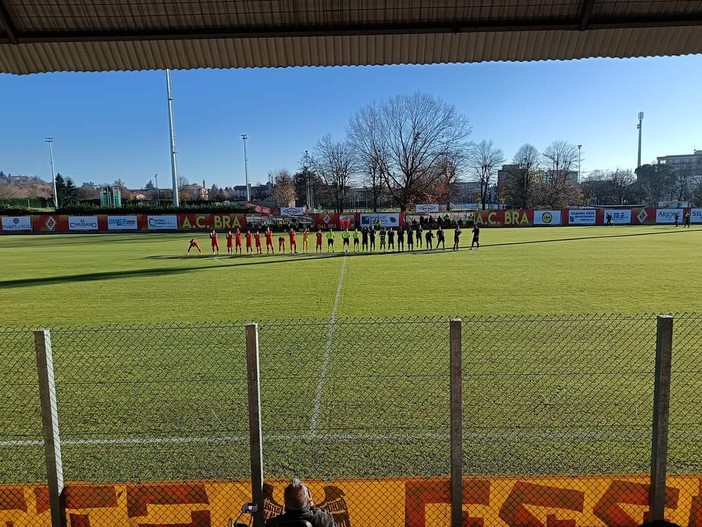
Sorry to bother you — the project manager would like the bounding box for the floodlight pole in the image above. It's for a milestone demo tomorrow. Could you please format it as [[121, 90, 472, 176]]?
[[166, 69, 180, 207], [154, 173, 160, 204], [637, 112, 644, 169], [242, 134, 250, 202], [577, 144, 582, 184], [45, 137, 58, 209]]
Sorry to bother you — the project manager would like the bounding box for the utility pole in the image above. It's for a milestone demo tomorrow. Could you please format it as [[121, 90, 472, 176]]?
[[166, 69, 180, 206], [242, 134, 250, 202], [637, 112, 644, 169], [44, 138, 58, 208], [577, 144, 582, 183]]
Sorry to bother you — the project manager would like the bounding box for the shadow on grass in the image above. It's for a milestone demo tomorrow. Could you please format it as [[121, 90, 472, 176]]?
[[1, 227, 697, 289]]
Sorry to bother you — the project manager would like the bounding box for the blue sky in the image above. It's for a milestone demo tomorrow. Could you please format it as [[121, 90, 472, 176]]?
[[1, 55, 700, 189]]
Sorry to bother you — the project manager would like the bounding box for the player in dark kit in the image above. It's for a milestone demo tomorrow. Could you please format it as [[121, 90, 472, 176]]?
[[684, 212, 691, 228], [361, 228, 369, 252], [674, 213, 679, 227], [606, 213, 613, 226], [388, 229, 395, 251], [369, 228, 376, 251], [397, 227, 405, 252], [406, 226, 413, 251], [436, 226, 446, 250], [425, 228, 434, 250], [379, 228, 387, 251], [453, 227, 462, 250], [415, 224, 423, 248], [187, 238, 202, 255], [470, 226, 480, 250]]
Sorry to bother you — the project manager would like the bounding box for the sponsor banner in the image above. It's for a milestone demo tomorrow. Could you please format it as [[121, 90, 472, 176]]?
[[534, 210, 562, 226], [631, 207, 657, 225], [656, 208, 684, 224], [568, 210, 596, 225], [360, 213, 401, 228], [147, 215, 178, 230], [473, 210, 533, 227], [245, 202, 272, 215], [315, 213, 341, 229], [280, 207, 305, 216], [339, 214, 355, 229], [178, 214, 246, 231], [603, 209, 632, 225], [2, 475, 700, 527], [691, 208, 702, 223], [1, 216, 32, 232], [34, 215, 66, 232], [68, 215, 98, 231], [107, 215, 138, 231], [415, 203, 439, 213]]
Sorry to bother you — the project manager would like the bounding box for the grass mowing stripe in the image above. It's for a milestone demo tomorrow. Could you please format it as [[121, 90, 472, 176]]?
[[310, 255, 347, 437]]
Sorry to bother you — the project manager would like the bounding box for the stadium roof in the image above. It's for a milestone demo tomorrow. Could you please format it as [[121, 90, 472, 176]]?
[[0, 0, 701, 74]]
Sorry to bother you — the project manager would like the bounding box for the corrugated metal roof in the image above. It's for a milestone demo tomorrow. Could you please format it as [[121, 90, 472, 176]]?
[[0, 0, 701, 74]]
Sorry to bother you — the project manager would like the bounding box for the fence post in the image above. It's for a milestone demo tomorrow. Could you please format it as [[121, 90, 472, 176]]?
[[450, 319, 463, 527], [246, 323, 265, 527], [650, 314, 673, 520], [35, 329, 66, 527]]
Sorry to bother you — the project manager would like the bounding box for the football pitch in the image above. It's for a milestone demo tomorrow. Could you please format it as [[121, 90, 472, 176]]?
[[1, 226, 701, 484]]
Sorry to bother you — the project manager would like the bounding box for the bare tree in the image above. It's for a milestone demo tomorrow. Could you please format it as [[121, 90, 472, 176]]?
[[270, 169, 297, 208], [609, 169, 636, 205], [468, 139, 504, 209], [348, 102, 387, 212], [349, 93, 471, 211], [504, 144, 540, 209], [536, 140, 583, 208], [312, 134, 356, 213]]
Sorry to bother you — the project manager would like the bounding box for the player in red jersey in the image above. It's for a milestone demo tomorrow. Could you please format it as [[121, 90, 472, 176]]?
[[245, 229, 254, 254], [315, 228, 323, 253], [265, 227, 275, 254], [289, 227, 298, 254], [278, 235, 286, 253], [226, 230, 234, 255], [235, 228, 243, 254], [187, 238, 202, 255], [209, 230, 220, 255], [254, 230, 263, 254]]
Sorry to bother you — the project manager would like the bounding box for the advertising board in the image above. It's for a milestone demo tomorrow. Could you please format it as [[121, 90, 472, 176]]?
[[691, 208, 702, 223], [280, 207, 305, 216], [656, 208, 684, 224], [415, 204, 439, 213], [147, 215, 178, 230], [1, 216, 32, 231], [360, 213, 401, 228], [68, 216, 98, 231], [568, 210, 596, 225], [107, 215, 138, 230], [603, 209, 632, 224], [533, 210, 562, 226]]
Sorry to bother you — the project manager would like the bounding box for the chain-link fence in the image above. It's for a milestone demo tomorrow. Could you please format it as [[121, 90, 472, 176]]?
[[0, 314, 700, 526]]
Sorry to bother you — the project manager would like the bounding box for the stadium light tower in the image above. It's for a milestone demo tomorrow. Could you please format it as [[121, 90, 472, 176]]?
[[577, 144, 582, 183], [166, 69, 180, 207], [241, 134, 250, 202], [44, 137, 58, 208], [154, 173, 159, 204], [637, 112, 644, 169]]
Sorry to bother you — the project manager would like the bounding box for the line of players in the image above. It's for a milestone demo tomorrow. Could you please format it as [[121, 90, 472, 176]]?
[[188, 224, 481, 255]]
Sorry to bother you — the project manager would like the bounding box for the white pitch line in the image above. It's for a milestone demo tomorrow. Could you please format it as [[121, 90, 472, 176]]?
[[4, 429, 696, 448], [309, 255, 348, 437]]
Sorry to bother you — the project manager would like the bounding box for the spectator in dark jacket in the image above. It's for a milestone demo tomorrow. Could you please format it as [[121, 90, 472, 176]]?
[[265, 479, 336, 527]]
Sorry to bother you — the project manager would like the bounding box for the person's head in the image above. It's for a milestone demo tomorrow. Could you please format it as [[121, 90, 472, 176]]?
[[283, 479, 311, 511]]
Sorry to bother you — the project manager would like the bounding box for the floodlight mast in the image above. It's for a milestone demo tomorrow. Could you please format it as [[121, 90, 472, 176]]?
[[166, 69, 180, 207]]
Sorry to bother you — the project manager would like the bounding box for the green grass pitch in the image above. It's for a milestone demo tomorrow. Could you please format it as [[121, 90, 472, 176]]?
[[0, 226, 701, 484]]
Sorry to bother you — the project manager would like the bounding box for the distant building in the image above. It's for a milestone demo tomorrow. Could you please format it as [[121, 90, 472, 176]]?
[[657, 150, 702, 176]]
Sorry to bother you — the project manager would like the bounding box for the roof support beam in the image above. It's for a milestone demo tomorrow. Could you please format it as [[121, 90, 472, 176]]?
[[579, 0, 597, 30], [0, 0, 17, 44], [1, 13, 702, 45]]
